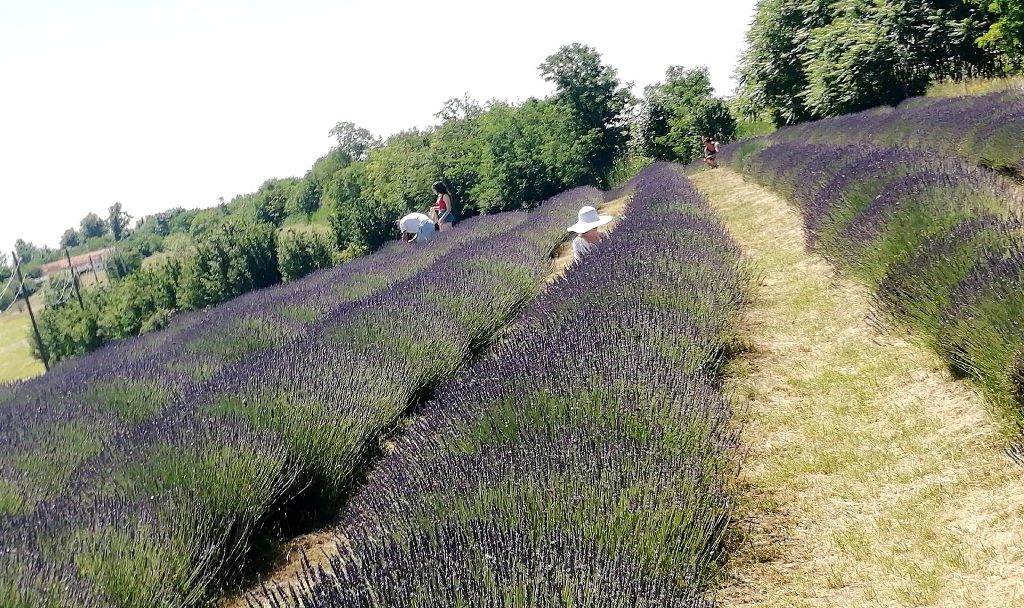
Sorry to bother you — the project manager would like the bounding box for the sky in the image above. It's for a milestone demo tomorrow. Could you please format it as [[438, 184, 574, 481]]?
[[0, 0, 758, 255]]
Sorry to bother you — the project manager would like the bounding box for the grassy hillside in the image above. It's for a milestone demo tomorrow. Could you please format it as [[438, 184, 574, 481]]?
[[0, 298, 45, 384]]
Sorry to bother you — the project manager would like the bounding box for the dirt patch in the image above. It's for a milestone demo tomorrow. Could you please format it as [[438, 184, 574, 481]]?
[[693, 168, 1024, 608]]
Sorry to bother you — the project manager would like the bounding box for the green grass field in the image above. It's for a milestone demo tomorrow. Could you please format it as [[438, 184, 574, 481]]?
[[0, 304, 45, 384]]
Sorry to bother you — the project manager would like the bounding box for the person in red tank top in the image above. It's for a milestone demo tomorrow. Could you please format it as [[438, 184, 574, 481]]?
[[430, 181, 456, 231]]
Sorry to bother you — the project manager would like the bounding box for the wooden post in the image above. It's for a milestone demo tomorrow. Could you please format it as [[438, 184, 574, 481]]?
[[65, 249, 84, 308], [87, 254, 96, 287], [13, 252, 48, 372]]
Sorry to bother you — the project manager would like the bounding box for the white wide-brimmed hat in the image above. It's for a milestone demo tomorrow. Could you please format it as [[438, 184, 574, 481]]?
[[567, 206, 613, 234]]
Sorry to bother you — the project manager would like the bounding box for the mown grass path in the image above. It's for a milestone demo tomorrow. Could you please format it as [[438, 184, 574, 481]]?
[[692, 168, 1024, 608]]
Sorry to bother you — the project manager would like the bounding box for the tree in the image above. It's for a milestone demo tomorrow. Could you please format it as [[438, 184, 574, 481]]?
[[108, 202, 132, 241], [739, 0, 999, 123], [80, 212, 107, 239], [60, 228, 81, 249], [738, 0, 833, 125], [637, 67, 737, 163], [14, 239, 39, 264], [286, 177, 321, 217], [979, 0, 1024, 71], [539, 44, 633, 184], [328, 121, 381, 161]]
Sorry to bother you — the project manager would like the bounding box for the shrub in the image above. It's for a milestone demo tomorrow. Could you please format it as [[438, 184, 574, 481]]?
[[277, 228, 336, 282]]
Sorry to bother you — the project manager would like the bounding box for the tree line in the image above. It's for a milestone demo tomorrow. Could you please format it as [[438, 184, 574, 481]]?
[[739, 0, 1024, 125]]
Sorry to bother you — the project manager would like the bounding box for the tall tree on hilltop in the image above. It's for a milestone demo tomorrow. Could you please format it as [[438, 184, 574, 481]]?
[[108, 202, 132, 241], [328, 121, 381, 161], [80, 212, 107, 240], [60, 228, 80, 249], [540, 44, 633, 185]]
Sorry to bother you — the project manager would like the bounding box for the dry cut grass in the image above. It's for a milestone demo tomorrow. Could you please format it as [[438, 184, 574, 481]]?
[[692, 168, 1024, 608]]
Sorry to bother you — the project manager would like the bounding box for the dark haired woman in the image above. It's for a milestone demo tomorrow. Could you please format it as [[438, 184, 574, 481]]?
[[430, 182, 456, 231]]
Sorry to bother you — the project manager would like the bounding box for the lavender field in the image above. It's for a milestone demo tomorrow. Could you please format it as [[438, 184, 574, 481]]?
[[720, 135, 1024, 428], [247, 163, 747, 607], [0, 185, 598, 606], [744, 88, 1024, 177]]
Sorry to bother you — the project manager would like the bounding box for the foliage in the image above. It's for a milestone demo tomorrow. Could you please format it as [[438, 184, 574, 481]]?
[[285, 177, 321, 218], [60, 228, 81, 249], [176, 221, 280, 310], [107, 203, 133, 241], [105, 248, 144, 281], [637, 66, 737, 163], [277, 228, 335, 282], [740, 0, 1001, 123], [80, 212, 107, 240], [249, 179, 298, 227], [978, 0, 1024, 70], [327, 121, 381, 161], [539, 43, 633, 184]]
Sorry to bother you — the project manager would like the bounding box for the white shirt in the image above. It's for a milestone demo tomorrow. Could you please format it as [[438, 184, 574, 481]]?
[[399, 213, 436, 243], [572, 235, 597, 261]]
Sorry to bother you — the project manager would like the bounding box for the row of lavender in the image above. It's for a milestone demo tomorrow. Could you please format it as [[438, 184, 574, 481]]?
[[752, 88, 1024, 176], [720, 139, 1024, 427], [249, 163, 747, 607], [1, 187, 595, 607]]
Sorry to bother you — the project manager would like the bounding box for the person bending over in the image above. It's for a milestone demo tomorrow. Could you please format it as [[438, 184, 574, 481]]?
[[567, 205, 613, 262], [398, 212, 436, 244]]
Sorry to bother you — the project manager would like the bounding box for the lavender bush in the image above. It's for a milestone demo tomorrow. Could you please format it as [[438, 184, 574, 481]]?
[[248, 163, 747, 607], [744, 88, 1024, 177], [1, 186, 596, 606], [720, 137, 1024, 427]]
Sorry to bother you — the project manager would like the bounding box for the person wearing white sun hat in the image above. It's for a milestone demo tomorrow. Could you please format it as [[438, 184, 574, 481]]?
[[567, 205, 613, 262]]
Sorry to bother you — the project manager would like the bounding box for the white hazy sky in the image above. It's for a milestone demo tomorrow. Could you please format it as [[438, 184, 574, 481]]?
[[0, 0, 758, 255]]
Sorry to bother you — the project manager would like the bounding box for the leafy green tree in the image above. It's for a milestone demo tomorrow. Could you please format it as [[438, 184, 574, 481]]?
[[286, 177, 321, 217], [740, 0, 998, 122], [107, 202, 133, 241], [278, 228, 335, 281], [636, 67, 736, 162], [328, 121, 381, 161], [60, 228, 81, 249], [250, 178, 296, 227], [177, 222, 280, 310], [738, 0, 831, 125], [105, 248, 143, 281], [979, 0, 1024, 70], [80, 212, 107, 239], [539, 43, 633, 184]]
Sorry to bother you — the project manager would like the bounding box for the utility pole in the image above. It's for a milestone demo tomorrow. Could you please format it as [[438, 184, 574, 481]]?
[[65, 249, 84, 308], [13, 252, 49, 372], [87, 254, 97, 287]]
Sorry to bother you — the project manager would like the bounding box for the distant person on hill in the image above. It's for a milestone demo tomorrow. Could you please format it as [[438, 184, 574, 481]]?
[[702, 136, 720, 168], [430, 182, 457, 231], [398, 212, 436, 244], [567, 205, 613, 262]]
